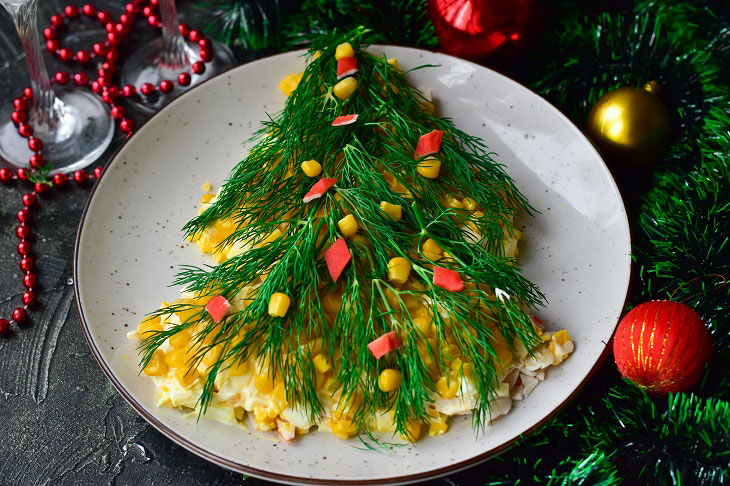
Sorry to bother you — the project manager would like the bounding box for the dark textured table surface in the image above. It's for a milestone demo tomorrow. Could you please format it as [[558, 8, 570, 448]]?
[[0, 2, 487, 485]]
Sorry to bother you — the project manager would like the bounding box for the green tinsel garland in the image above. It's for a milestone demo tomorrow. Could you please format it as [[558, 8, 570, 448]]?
[[190, 0, 730, 483]]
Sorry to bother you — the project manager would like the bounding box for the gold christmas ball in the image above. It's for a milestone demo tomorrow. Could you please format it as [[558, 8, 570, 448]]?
[[586, 81, 671, 166]]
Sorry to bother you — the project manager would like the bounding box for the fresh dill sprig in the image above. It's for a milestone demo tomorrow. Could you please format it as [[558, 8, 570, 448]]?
[[139, 27, 543, 439]]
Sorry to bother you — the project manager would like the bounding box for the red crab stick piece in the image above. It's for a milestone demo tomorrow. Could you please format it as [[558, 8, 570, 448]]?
[[337, 57, 358, 79], [432, 266, 465, 292], [414, 129, 443, 157], [367, 331, 402, 359], [332, 114, 358, 126], [325, 237, 351, 282], [303, 177, 338, 203], [205, 295, 230, 323]]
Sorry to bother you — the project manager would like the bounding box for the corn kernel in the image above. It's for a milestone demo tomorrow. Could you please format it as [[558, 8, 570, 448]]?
[[228, 359, 249, 376], [330, 418, 358, 439], [138, 317, 162, 337], [413, 317, 432, 337], [312, 50, 322, 61], [143, 350, 168, 376], [168, 328, 192, 349], [279, 72, 303, 96], [333, 77, 359, 100], [200, 193, 215, 203], [165, 348, 189, 368], [234, 407, 245, 421], [435, 375, 460, 399], [387, 58, 401, 71], [301, 159, 322, 177], [399, 422, 422, 441], [335, 42, 354, 60], [273, 381, 287, 408], [175, 368, 198, 387], [417, 157, 441, 179], [428, 417, 448, 436], [444, 195, 463, 209], [423, 238, 443, 256], [378, 369, 403, 392], [337, 214, 358, 237], [253, 407, 277, 430], [254, 373, 275, 394], [268, 292, 291, 317], [462, 196, 477, 210], [260, 228, 282, 247], [380, 201, 402, 220], [201, 181, 212, 192], [202, 344, 223, 367], [312, 354, 332, 374], [322, 292, 342, 315], [387, 257, 412, 284]]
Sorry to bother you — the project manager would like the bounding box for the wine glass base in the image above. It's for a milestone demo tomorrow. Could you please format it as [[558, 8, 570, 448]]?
[[121, 37, 236, 115], [0, 87, 114, 174]]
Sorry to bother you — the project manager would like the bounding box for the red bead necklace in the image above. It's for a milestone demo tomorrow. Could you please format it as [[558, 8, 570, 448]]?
[[0, 0, 217, 337]]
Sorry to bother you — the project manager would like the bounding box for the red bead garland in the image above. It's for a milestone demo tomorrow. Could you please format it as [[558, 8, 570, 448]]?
[[0, 0, 219, 337]]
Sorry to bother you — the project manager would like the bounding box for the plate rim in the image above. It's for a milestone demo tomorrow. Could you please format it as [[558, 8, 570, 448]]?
[[73, 45, 634, 485]]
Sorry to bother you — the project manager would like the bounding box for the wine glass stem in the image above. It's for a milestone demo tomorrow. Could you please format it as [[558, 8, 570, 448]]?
[[158, 0, 190, 68], [6, 0, 59, 130]]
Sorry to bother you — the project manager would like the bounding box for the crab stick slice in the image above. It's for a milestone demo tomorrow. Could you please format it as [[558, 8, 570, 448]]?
[[332, 114, 358, 126], [303, 178, 338, 203], [414, 129, 443, 158], [337, 57, 358, 79], [367, 331, 402, 359]]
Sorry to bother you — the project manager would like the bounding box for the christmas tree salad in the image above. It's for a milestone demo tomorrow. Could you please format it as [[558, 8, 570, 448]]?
[[129, 29, 574, 442]]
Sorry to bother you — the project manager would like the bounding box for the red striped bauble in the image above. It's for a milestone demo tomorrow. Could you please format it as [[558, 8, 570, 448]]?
[[613, 300, 712, 395]]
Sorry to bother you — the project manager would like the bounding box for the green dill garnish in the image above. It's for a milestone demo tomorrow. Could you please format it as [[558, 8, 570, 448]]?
[[139, 27, 544, 439]]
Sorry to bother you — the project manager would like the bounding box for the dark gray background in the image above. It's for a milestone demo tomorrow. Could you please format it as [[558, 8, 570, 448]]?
[[0, 2, 502, 485]]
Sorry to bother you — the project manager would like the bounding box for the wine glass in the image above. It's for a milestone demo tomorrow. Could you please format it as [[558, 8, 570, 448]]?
[[0, 0, 113, 173], [120, 0, 235, 114]]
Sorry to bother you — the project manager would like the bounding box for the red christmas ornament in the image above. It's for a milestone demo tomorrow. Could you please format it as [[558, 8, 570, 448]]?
[[613, 300, 712, 395], [427, 0, 534, 59]]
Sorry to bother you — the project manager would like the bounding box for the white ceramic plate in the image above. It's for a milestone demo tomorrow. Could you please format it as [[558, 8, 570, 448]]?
[[74, 46, 631, 485]]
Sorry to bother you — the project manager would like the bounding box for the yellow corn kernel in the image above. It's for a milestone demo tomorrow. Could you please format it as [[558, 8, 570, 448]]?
[[201, 181, 212, 192], [420, 99, 435, 115], [260, 228, 282, 247], [312, 50, 322, 61], [333, 77, 359, 100], [380, 201, 402, 220], [200, 193, 215, 203], [473, 210, 485, 219], [168, 328, 192, 349], [268, 292, 291, 317], [428, 417, 448, 436], [164, 348, 189, 368], [273, 381, 287, 408], [335, 42, 354, 60], [552, 329, 571, 346], [143, 350, 168, 376], [378, 369, 403, 392], [175, 368, 198, 387], [435, 375, 460, 399], [387, 257, 412, 284], [423, 238, 443, 256], [227, 358, 249, 376], [279, 72, 303, 96], [444, 344, 461, 358], [462, 362, 474, 378], [387, 58, 401, 71], [234, 407, 245, 421], [254, 373, 275, 394], [202, 344, 223, 367], [417, 157, 441, 179], [444, 195, 463, 209], [138, 319, 162, 339], [253, 407, 277, 430], [322, 292, 342, 315], [312, 354, 332, 374], [330, 418, 358, 439], [400, 422, 422, 441], [462, 196, 477, 210], [491, 333, 513, 366], [413, 317, 433, 337], [337, 214, 358, 237], [300, 159, 322, 177]]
